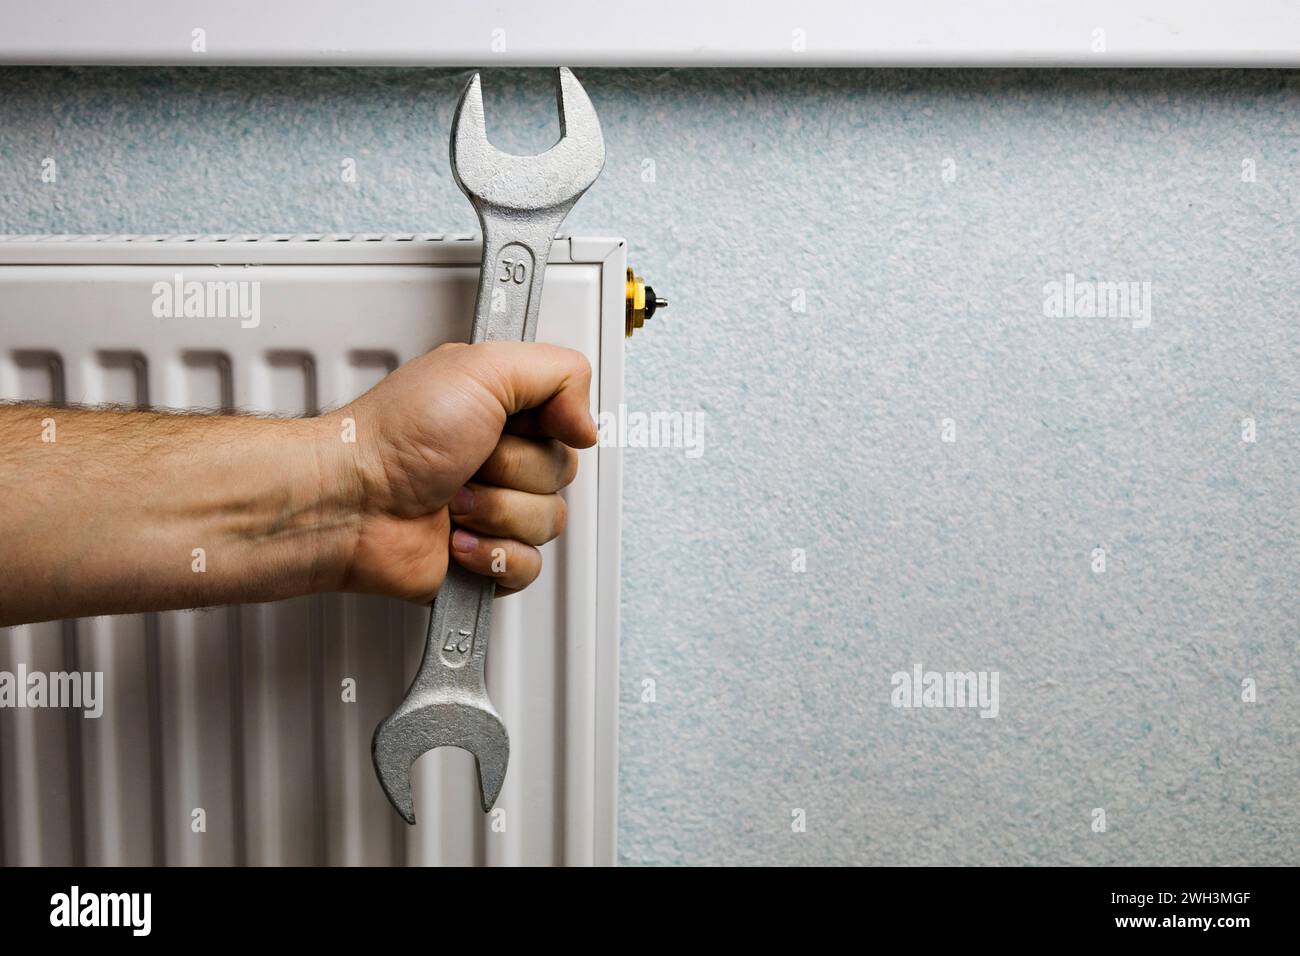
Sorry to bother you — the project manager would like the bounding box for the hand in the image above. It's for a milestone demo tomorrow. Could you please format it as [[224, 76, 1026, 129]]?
[[326, 341, 597, 602]]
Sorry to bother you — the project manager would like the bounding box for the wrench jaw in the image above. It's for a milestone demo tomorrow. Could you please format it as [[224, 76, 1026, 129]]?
[[450, 67, 606, 217], [371, 700, 510, 823], [553, 66, 605, 168], [449, 72, 490, 192], [553, 65, 582, 140]]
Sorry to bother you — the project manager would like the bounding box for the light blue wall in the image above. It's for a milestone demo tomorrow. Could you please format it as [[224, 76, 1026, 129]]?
[[1, 68, 1296, 865]]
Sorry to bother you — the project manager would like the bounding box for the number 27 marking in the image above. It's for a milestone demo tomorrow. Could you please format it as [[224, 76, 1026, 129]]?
[[443, 628, 472, 654]]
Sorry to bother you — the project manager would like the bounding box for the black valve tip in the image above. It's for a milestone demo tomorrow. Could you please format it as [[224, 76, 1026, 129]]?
[[645, 286, 667, 320]]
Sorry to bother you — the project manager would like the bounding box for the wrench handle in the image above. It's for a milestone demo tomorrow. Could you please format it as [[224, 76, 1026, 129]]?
[[409, 223, 560, 698], [471, 220, 560, 344], [410, 560, 495, 696]]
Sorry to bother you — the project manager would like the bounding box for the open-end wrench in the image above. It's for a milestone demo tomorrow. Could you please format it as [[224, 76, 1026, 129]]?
[[371, 67, 605, 824]]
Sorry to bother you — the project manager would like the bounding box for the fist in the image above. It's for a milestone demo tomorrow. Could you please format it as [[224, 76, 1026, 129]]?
[[325, 341, 597, 601]]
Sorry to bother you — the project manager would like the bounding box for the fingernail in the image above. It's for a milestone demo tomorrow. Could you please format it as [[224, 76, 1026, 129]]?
[[451, 529, 479, 553], [450, 486, 474, 515]]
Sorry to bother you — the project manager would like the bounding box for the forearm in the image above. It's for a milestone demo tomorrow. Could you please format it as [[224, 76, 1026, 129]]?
[[0, 404, 359, 626]]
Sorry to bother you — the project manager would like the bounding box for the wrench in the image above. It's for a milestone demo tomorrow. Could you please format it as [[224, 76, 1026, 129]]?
[[371, 67, 605, 824]]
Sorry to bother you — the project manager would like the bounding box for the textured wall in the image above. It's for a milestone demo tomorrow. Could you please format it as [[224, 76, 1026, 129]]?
[[1, 68, 1296, 865]]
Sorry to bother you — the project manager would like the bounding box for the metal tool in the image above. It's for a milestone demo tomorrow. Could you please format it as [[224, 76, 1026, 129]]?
[[371, 67, 606, 824]]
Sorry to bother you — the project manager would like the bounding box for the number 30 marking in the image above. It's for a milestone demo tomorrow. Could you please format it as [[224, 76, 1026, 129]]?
[[498, 259, 527, 284]]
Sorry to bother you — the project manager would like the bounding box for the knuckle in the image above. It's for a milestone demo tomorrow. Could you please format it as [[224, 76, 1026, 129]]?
[[555, 445, 579, 488], [496, 440, 524, 484], [571, 351, 593, 381], [478, 488, 511, 530], [433, 341, 467, 356], [550, 495, 568, 539], [515, 547, 542, 586]]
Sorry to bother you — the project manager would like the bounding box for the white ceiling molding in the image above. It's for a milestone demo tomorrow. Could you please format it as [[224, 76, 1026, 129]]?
[[1, 0, 1297, 67]]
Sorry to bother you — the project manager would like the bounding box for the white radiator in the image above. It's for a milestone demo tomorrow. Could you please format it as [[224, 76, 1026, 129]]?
[[0, 234, 625, 866]]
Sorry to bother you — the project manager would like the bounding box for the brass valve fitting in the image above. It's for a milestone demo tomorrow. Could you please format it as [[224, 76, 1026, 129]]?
[[625, 267, 667, 337]]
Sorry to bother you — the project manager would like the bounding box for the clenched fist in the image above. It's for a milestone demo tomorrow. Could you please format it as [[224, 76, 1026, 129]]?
[[328, 341, 597, 600]]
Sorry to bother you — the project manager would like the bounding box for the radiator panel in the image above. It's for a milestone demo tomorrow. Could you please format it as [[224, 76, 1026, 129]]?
[[0, 236, 624, 866]]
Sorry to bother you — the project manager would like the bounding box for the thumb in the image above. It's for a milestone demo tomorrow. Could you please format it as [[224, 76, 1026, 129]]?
[[452, 341, 597, 449]]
